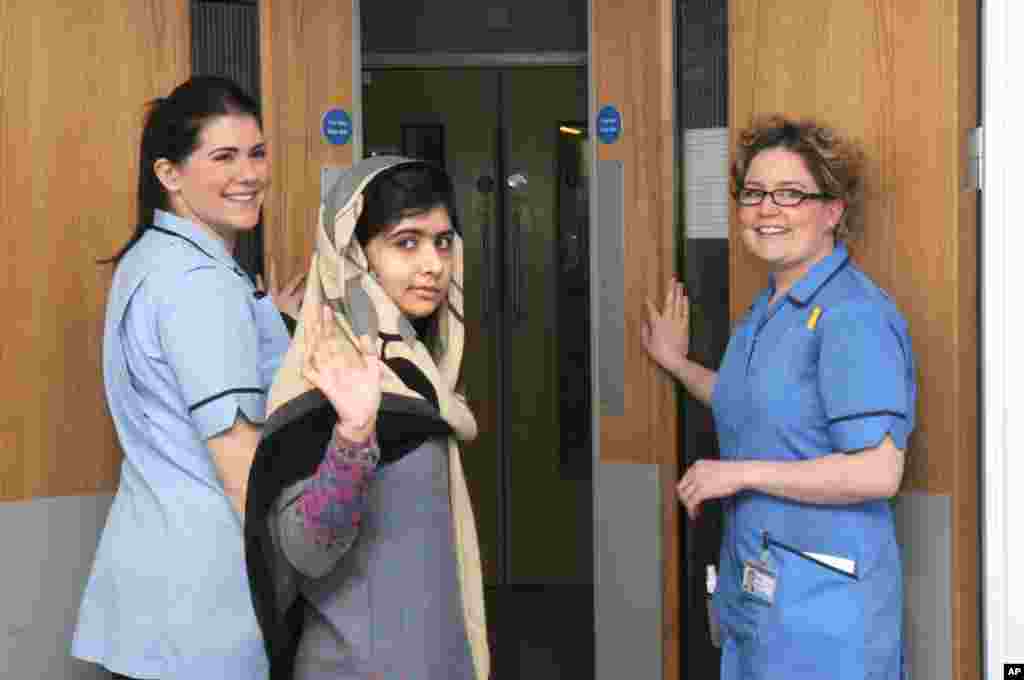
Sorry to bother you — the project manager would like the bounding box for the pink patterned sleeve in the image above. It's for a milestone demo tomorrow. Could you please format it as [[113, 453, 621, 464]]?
[[293, 429, 380, 546]]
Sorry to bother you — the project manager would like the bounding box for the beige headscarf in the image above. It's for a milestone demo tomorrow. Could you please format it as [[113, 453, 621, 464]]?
[[265, 156, 488, 679]]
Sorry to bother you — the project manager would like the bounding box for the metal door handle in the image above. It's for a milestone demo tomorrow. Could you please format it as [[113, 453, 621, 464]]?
[[475, 177, 496, 327], [481, 218, 492, 324], [511, 206, 521, 323], [506, 172, 529, 326]]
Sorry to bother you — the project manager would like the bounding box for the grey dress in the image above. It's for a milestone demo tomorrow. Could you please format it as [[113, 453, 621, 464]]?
[[277, 437, 475, 679]]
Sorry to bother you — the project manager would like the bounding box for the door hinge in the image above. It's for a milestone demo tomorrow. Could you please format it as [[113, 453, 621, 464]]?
[[965, 126, 983, 192]]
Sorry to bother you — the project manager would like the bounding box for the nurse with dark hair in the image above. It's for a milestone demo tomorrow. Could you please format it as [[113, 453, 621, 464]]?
[[644, 115, 917, 679], [72, 76, 300, 680]]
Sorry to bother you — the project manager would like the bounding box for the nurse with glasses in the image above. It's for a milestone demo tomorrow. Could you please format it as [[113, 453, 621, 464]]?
[[735, 187, 834, 207], [643, 116, 917, 679]]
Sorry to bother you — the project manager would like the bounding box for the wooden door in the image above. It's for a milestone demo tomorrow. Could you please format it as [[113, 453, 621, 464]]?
[[259, 0, 356, 282], [591, 0, 680, 677], [730, 2, 979, 678], [0, 0, 190, 502], [0, 3, 189, 677]]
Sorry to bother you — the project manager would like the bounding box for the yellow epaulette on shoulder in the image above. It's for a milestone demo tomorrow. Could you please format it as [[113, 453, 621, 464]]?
[[807, 305, 823, 330]]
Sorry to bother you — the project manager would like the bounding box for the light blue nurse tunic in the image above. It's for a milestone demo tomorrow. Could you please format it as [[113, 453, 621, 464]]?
[[72, 210, 290, 679], [710, 243, 916, 679]]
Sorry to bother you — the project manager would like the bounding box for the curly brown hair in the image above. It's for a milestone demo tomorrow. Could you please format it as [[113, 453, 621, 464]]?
[[731, 115, 865, 241]]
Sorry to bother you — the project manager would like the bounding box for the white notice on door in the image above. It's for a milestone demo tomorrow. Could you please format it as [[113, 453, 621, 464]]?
[[684, 127, 730, 240]]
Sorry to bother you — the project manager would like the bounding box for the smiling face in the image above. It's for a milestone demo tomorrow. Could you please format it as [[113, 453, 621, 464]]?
[[737, 147, 846, 291], [155, 113, 268, 248], [364, 205, 455, 319]]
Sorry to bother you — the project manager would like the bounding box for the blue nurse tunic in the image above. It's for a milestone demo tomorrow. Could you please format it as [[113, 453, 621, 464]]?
[[72, 210, 289, 679], [710, 243, 916, 679]]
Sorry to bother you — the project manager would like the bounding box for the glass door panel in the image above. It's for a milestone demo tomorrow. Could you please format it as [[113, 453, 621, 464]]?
[[363, 66, 593, 679]]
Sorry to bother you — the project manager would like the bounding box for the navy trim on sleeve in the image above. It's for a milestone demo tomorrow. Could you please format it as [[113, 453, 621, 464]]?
[[827, 410, 905, 425], [281, 313, 297, 336], [189, 387, 265, 413]]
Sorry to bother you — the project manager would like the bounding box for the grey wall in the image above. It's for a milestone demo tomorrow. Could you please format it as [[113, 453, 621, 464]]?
[[361, 0, 586, 53], [594, 463, 663, 680], [1, 495, 113, 680], [893, 492, 953, 680]]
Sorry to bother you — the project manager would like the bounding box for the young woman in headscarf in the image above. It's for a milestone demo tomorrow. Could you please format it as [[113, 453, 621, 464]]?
[[245, 157, 489, 680]]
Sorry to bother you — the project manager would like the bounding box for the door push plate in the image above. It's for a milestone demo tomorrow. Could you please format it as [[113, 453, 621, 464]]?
[[964, 126, 983, 192]]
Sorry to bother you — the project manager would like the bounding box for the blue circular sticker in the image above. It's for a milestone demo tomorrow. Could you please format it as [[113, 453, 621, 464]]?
[[321, 108, 352, 145], [596, 105, 622, 144]]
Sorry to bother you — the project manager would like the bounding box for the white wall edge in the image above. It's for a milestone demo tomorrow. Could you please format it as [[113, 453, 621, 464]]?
[[982, 0, 1024, 675]]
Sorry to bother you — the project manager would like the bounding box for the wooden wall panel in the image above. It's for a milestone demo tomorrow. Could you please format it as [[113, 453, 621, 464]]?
[[730, 1, 978, 677], [259, 0, 355, 284], [592, 0, 679, 677], [0, 0, 190, 501]]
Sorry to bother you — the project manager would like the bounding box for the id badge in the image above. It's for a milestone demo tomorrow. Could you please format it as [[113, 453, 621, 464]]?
[[742, 557, 777, 606]]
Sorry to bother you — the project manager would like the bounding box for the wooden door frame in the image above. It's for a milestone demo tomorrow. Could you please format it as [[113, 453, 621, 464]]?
[[590, 0, 680, 678]]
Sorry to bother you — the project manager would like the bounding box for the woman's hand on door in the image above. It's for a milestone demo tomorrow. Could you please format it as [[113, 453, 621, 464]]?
[[258, 258, 307, 321], [641, 277, 690, 374]]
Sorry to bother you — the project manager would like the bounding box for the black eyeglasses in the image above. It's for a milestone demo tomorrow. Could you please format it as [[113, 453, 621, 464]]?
[[736, 188, 832, 207]]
